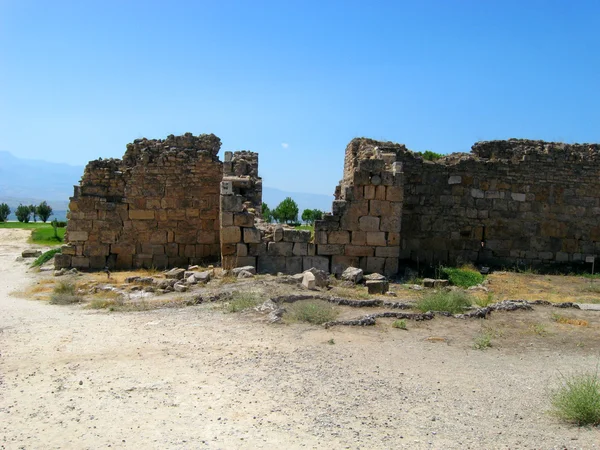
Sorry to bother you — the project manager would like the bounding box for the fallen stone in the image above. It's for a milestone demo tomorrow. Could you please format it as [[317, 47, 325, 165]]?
[[341, 266, 363, 284], [237, 270, 254, 279], [468, 284, 488, 292], [125, 276, 140, 283], [433, 279, 449, 288], [173, 282, 188, 292], [54, 268, 67, 277], [303, 267, 329, 288], [22, 249, 42, 258], [187, 275, 197, 284], [366, 279, 389, 295], [232, 266, 256, 276], [155, 279, 176, 289], [302, 271, 317, 290], [422, 278, 435, 288], [193, 271, 211, 283], [291, 273, 304, 283], [364, 273, 386, 281], [165, 268, 185, 280], [188, 265, 199, 270]]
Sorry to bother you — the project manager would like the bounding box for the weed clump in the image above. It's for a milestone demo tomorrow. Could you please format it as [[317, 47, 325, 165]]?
[[551, 370, 600, 426], [31, 248, 61, 268], [227, 291, 263, 312], [473, 331, 492, 349], [392, 319, 407, 330], [286, 300, 338, 325], [416, 290, 472, 314], [49, 281, 82, 305], [442, 266, 484, 288]]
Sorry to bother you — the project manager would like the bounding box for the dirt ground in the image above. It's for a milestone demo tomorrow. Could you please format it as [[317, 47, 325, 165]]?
[[1, 230, 600, 449]]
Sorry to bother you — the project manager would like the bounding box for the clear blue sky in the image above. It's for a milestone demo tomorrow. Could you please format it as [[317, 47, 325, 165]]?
[[1, 0, 599, 195]]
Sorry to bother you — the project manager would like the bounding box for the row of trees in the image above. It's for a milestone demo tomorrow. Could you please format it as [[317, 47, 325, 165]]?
[[0, 202, 53, 223], [261, 197, 324, 225]]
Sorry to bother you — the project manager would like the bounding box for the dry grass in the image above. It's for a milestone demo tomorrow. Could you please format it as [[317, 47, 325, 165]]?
[[552, 313, 589, 327], [329, 285, 371, 300]]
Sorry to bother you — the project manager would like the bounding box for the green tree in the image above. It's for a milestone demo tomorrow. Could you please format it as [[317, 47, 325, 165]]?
[[36, 201, 53, 223], [0, 203, 10, 222], [29, 205, 38, 222], [301, 209, 324, 225], [261, 202, 273, 223], [15, 204, 31, 223], [273, 197, 299, 224]]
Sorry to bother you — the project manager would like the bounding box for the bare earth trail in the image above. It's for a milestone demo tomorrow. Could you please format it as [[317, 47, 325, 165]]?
[[1, 230, 599, 449]]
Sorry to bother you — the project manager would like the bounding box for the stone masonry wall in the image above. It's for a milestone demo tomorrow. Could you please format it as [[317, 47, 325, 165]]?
[[56, 133, 222, 270], [397, 139, 600, 268]]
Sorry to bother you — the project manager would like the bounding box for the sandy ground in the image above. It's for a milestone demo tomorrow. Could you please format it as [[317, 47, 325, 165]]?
[[1, 230, 600, 449]]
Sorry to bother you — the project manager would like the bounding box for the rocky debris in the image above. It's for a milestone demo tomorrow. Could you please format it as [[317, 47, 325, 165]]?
[[191, 271, 211, 284], [165, 268, 186, 280], [54, 268, 78, 277], [468, 284, 488, 292], [423, 278, 449, 288], [186, 275, 197, 285], [303, 267, 329, 288], [22, 249, 42, 258], [302, 271, 317, 290], [173, 282, 187, 292], [125, 276, 140, 283], [341, 266, 363, 284], [364, 273, 386, 281], [237, 270, 255, 279], [154, 279, 176, 290], [408, 284, 424, 290], [232, 266, 256, 276], [366, 279, 389, 294]]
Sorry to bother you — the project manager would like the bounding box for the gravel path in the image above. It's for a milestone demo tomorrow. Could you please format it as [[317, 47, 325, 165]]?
[[1, 229, 599, 449]]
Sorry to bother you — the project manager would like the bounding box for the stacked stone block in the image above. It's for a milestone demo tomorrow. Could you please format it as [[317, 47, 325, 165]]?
[[315, 141, 404, 277], [57, 133, 222, 270]]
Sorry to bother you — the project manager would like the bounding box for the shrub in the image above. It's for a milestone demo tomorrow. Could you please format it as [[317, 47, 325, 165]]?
[[416, 150, 443, 161], [392, 319, 407, 330], [0, 203, 10, 222], [416, 290, 472, 314], [227, 291, 263, 312], [551, 370, 600, 425], [50, 281, 82, 305], [36, 201, 53, 223], [286, 300, 338, 324], [15, 204, 31, 223], [442, 266, 484, 288], [31, 248, 61, 267]]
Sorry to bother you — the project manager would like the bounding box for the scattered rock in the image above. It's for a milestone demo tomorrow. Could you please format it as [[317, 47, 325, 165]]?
[[54, 268, 67, 277], [364, 273, 386, 281], [468, 284, 488, 292], [232, 266, 256, 276], [303, 267, 329, 288], [165, 268, 186, 280], [302, 271, 317, 290], [237, 270, 255, 279], [341, 266, 363, 284], [173, 282, 188, 292], [21, 249, 42, 258], [366, 279, 389, 295], [186, 275, 197, 284]]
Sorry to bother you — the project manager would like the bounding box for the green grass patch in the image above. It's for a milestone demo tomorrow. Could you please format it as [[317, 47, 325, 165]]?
[[551, 370, 600, 426], [31, 248, 61, 267], [416, 290, 473, 314], [286, 300, 338, 325], [0, 222, 50, 229], [442, 266, 484, 288], [227, 291, 263, 312], [30, 226, 65, 245], [392, 319, 407, 330], [474, 292, 496, 307]]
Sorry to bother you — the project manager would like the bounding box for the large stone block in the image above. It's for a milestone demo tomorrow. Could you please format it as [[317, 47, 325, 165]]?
[[328, 231, 350, 245], [129, 210, 155, 220], [365, 257, 386, 274], [257, 256, 287, 274], [369, 200, 391, 217], [375, 246, 400, 258], [359, 216, 380, 232], [302, 256, 330, 273], [293, 243, 308, 256], [71, 256, 90, 269], [317, 244, 344, 255], [68, 231, 89, 242], [286, 257, 303, 274], [366, 232, 386, 246], [234, 212, 255, 227], [331, 255, 359, 275], [268, 241, 293, 256], [221, 226, 241, 244], [236, 243, 248, 257], [283, 229, 311, 243], [243, 227, 262, 243], [345, 245, 374, 257]]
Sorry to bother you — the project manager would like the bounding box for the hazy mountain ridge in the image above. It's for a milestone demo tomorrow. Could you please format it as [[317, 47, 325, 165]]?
[[0, 151, 333, 220]]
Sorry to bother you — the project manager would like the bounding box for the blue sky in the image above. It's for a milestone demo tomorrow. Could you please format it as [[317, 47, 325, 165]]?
[[1, 1, 599, 195]]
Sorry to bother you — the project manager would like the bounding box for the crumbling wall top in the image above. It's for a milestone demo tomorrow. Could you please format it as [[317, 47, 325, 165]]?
[[471, 139, 600, 162], [122, 132, 221, 167]]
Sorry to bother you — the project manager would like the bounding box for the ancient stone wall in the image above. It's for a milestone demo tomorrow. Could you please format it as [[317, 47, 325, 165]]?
[[397, 139, 600, 268], [56, 133, 222, 270]]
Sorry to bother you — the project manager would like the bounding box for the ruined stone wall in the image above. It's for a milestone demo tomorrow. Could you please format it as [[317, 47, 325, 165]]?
[[57, 133, 222, 270], [398, 139, 600, 268]]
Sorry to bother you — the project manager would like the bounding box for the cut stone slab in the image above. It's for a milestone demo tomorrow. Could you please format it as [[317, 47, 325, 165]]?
[[433, 279, 449, 288], [22, 249, 42, 258], [366, 279, 389, 294], [165, 268, 186, 280], [303, 267, 329, 288], [232, 265, 256, 276], [302, 271, 317, 290], [173, 282, 188, 292], [237, 270, 255, 279], [575, 303, 600, 311], [193, 271, 212, 283], [341, 266, 363, 284], [364, 273, 386, 281]]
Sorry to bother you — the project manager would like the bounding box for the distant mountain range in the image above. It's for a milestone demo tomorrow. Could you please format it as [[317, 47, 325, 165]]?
[[0, 151, 333, 221]]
